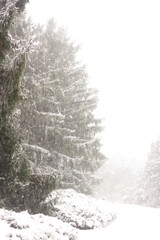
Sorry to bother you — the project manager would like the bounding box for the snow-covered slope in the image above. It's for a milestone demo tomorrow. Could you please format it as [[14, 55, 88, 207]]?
[[44, 189, 116, 229], [0, 189, 116, 239], [0, 208, 77, 240], [1, 193, 160, 240], [79, 204, 160, 240]]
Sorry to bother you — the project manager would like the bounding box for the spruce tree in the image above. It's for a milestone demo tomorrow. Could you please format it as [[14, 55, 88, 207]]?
[[140, 138, 160, 207], [0, 1, 57, 213], [18, 18, 106, 194], [0, 0, 29, 200]]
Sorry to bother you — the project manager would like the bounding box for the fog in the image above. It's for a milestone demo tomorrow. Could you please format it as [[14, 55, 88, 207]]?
[[27, 0, 160, 205]]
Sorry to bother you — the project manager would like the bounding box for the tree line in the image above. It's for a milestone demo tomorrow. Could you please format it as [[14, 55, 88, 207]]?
[[0, 0, 105, 213]]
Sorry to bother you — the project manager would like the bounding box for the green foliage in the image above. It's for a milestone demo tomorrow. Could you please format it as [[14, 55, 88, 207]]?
[[1, 173, 56, 213], [0, 1, 58, 214], [0, 1, 28, 210], [0, 2, 26, 186], [0, 1, 28, 183], [0, 124, 18, 178]]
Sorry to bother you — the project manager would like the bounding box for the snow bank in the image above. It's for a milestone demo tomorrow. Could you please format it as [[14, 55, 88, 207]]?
[[79, 203, 160, 240], [0, 208, 77, 240], [45, 189, 116, 229], [0, 189, 116, 239]]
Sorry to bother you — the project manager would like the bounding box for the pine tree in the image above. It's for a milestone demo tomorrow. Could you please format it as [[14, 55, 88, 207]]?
[[140, 138, 160, 207], [0, 2, 57, 213], [18, 18, 106, 194], [0, 0, 29, 194]]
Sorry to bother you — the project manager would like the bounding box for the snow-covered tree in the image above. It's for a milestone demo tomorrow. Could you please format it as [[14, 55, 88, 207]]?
[[0, 2, 57, 213], [0, 0, 29, 194], [139, 138, 160, 207], [17, 18, 106, 193]]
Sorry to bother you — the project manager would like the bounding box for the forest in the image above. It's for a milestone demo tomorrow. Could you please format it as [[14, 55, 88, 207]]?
[[0, 0, 106, 213], [1, 1, 160, 240]]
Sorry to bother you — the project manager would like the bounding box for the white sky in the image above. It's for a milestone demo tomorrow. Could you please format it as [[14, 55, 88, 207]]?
[[26, 0, 160, 163]]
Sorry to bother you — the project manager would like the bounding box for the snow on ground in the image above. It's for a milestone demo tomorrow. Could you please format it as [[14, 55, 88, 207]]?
[[45, 189, 116, 229], [0, 208, 77, 240], [3, 190, 159, 240], [79, 203, 160, 240], [0, 189, 116, 240]]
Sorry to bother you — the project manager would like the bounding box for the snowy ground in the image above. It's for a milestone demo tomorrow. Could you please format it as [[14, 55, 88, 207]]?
[[1, 190, 160, 240], [45, 189, 116, 229], [0, 189, 115, 240], [79, 203, 160, 240], [0, 208, 77, 240]]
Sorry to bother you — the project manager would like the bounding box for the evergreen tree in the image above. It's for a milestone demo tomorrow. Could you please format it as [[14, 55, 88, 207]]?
[[0, 1, 57, 213], [140, 138, 160, 207], [0, 0, 29, 198], [17, 18, 106, 193]]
